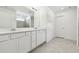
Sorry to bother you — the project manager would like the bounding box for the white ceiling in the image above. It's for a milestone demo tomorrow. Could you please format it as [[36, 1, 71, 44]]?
[[48, 6, 77, 13], [1, 6, 76, 15], [6, 6, 34, 16]]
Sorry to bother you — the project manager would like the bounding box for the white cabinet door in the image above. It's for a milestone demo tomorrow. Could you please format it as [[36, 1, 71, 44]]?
[[25, 32, 31, 52], [37, 30, 46, 46], [32, 31, 37, 49], [34, 10, 40, 27], [0, 39, 18, 53], [18, 36, 26, 53], [18, 32, 31, 53]]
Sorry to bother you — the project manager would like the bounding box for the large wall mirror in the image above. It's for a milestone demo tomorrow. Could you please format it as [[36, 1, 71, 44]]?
[[0, 6, 34, 29], [15, 6, 34, 28], [16, 11, 34, 28]]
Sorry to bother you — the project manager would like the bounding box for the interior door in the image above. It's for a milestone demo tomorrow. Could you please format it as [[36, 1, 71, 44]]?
[[56, 9, 77, 41], [56, 16, 64, 38], [64, 9, 77, 40]]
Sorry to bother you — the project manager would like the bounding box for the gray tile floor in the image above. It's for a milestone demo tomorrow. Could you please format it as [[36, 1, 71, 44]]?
[[31, 38, 79, 53]]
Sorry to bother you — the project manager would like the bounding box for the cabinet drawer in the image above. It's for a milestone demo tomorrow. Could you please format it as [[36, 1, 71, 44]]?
[[0, 39, 18, 53], [26, 32, 30, 36], [32, 41, 36, 49], [0, 35, 10, 42], [11, 32, 25, 39]]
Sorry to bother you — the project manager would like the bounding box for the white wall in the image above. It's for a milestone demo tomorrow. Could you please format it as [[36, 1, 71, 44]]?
[[34, 7, 47, 28], [78, 7, 79, 45], [46, 7, 56, 42], [0, 7, 16, 29]]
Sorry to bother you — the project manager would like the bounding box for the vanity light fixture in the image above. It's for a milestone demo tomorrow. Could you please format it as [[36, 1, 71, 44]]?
[[32, 7, 37, 11]]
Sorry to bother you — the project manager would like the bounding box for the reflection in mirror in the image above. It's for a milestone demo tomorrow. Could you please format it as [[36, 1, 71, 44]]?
[[16, 11, 34, 28]]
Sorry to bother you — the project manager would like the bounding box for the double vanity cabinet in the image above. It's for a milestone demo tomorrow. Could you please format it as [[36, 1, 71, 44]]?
[[0, 28, 46, 53]]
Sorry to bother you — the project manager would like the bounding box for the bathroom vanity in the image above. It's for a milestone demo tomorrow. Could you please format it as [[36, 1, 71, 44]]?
[[0, 6, 47, 52], [0, 28, 47, 53]]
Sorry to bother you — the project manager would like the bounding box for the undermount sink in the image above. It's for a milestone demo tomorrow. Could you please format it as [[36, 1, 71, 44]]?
[[34, 27, 38, 29], [10, 28, 16, 31]]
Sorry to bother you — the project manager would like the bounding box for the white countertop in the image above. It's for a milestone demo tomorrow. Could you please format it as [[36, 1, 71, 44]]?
[[0, 28, 47, 35]]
